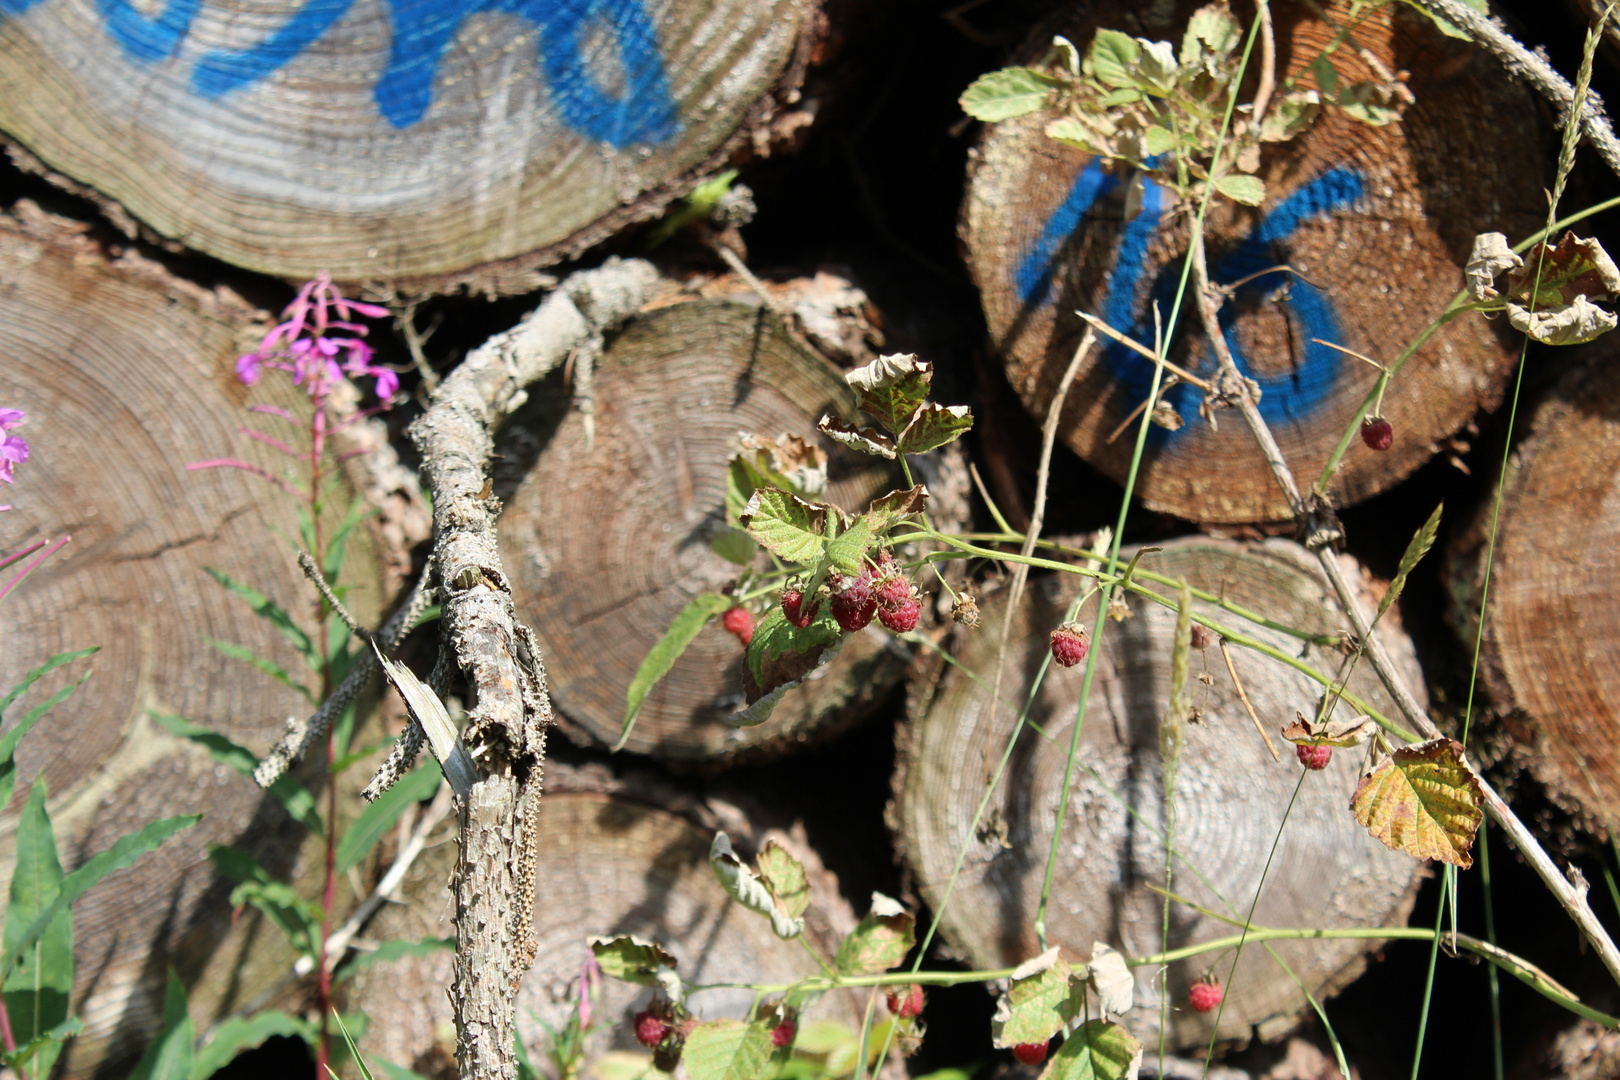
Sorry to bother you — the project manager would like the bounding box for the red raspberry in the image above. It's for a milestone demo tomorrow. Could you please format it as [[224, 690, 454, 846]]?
[[830, 570, 878, 633], [1050, 623, 1090, 668], [634, 1010, 670, 1047], [878, 596, 921, 633], [1297, 744, 1333, 770], [874, 573, 911, 610], [1188, 978, 1223, 1014], [781, 588, 820, 628], [722, 606, 753, 646], [885, 984, 925, 1019], [1011, 1040, 1049, 1066], [1360, 417, 1393, 451], [771, 1019, 797, 1048]]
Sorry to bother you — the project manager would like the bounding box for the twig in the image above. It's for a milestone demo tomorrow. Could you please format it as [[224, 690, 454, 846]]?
[[409, 257, 658, 1080], [1407, 0, 1620, 178], [293, 780, 456, 978], [1253, 0, 1276, 127], [298, 552, 364, 635], [253, 558, 437, 789], [1218, 638, 1280, 761], [1077, 311, 1214, 391]]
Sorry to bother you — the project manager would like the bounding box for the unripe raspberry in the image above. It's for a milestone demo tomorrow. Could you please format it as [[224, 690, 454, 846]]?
[[1011, 1040, 1049, 1065], [1297, 743, 1333, 770], [634, 1010, 670, 1047], [1361, 417, 1393, 451], [722, 606, 753, 645], [771, 1019, 797, 1048], [1188, 978, 1223, 1013], [878, 596, 921, 633], [830, 569, 878, 632], [1050, 623, 1090, 668], [886, 984, 925, 1019], [781, 588, 819, 628]]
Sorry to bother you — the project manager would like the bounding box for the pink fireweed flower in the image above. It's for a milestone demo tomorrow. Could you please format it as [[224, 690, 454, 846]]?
[[0, 409, 29, 486], [236, 275, 396, 402]]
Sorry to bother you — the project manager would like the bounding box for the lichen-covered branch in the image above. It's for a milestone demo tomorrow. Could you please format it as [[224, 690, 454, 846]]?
[[408, 257, 658, 1080]]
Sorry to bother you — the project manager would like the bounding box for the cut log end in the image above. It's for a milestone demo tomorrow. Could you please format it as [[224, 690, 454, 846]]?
[[961, 0, 1546, 523], [894, 538, 1426, 1048], [0, 0, 821, 289], [1449, 348, 1620, 838], [497, 297, 902, 765]]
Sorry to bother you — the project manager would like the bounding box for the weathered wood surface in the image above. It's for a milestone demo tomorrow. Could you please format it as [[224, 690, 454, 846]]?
[[1448, 351, 1620, 838], [350, 760, 865, 1077], [961, 0, 1545, 522], [0, 0, 819, 291], [496, 297, 903, 765], [0, 202, 386, 1074], [893, 538, 1425, 1049]]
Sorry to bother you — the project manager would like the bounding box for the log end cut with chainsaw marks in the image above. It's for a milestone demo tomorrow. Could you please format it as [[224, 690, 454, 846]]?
[[1449, 346, 1620, 838], [497, 298, 901, 765], [961, 0, 1546, 522], [0, 0, 816, 288], [894, 538, 1426, 1049]]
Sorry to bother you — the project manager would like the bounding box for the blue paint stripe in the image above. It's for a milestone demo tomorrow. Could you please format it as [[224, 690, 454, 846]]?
[[1015, 161, 1118, 305], [101, 0, 202, 63], [193, 0, 354, 98]]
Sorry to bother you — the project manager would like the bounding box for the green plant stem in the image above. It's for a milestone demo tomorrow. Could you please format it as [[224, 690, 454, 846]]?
[[1481, 822, 1504, 1080], [1409, 870, 1451, 1080]]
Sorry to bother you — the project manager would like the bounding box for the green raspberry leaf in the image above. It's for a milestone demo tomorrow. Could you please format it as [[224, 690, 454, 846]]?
[[990, 948, 1085, 1049], [960, 66, 1060, 121], [740, 487, 829, 566], [896, 403, 974, 455], [835, 893, 914, 974]]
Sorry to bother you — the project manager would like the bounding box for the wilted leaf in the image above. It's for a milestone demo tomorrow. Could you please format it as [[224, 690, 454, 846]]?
[[1508, 232, 1620, 309], [589, 935, 684, 1001], [1281, 710, 1377, 748], [683, 1019, 779, 1080], [128, 970, 193, 1080], [1508, 294, 1618, 345], [866, 485, 930, 533], [960, 67, 1060, 122], [1351, 738, 1484, 867], [835, 893, 915, 974], [619, 593, 735, 749], [1135, 38, 1179, 95], [990, 947, 1084, 1048], [1181, 2, 1242, 67], [846, 354, 934, 435], [740, 487, 830, 565], [1259, 89, 1320, 142], [1215, 174, 1266, 206], [756, 841, 811, 921], [1038, 1020, 1142, 1080], [1088, 943, 1134, 1018], [897, 403, 975, 455], [1466, 232, 1521, 303], [710, 832, 805, 939], [3, 779, 71, 1080], [743, 607, 844, 705], [1045, 116, 1106, 154], [1380, 502, 1442, 622], [818, 415, 896, 459], [737, 432, 829, 498], [1087, 29, 1141, 89], [1336, 81, 1400, 126], [1050, 35, 1081, 76]]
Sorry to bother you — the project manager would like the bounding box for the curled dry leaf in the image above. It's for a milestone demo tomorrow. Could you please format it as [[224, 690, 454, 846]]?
[[845, 353, 934, 434], [818, 414, 896, 459], [835, 892, 915, 974], [709, 832, 805, 939], [1087, 943, 1134, 1018], [1508, 294, 1619, 345], [1466, 232, 1521, 302], [897, 402, 974, 455], [1471, 231, 1620, 344], [590, 934, 686, 1002], [1281, 710, 1377, 748], [737, 432, 829, 498], [1350, 738, 1485, 868], [865, 484, 929, 533]]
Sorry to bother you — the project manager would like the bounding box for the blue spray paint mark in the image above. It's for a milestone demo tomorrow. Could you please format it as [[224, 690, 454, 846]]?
[[1015, 161, 1119, 305], [192, 0, 678, 144], [99, 0, 204, 62], [1020, 165, 1365, 441]]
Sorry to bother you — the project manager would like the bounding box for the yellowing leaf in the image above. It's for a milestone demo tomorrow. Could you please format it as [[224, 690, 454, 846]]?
[[1215, 174, 1266, 206], [756, 841, 810, 921], [961, 67, 1060, 122], [835, 893, 914, 974], [1351, 738, 1484, 867], [897, 403, 974, 455], [683, 1019, 778, 1080]]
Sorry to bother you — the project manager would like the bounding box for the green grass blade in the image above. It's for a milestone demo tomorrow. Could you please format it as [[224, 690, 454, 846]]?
[[3, 778, 71, 1080], [335, 765, 441, 875], [331, 1011, 376, 1080], [129, 970, 194, 1080], [203, 567, 316, 665]]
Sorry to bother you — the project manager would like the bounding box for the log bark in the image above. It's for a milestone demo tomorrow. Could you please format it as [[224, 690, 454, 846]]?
[[496, 297, 904, 765], [1448, 349, 1620, 838], [0, 0, 822, 292], [0, 202, 386, 1074], [892, 538, 1426, 1050], [349, 760, 865, 1078], [961, 0, 1546, 523]]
